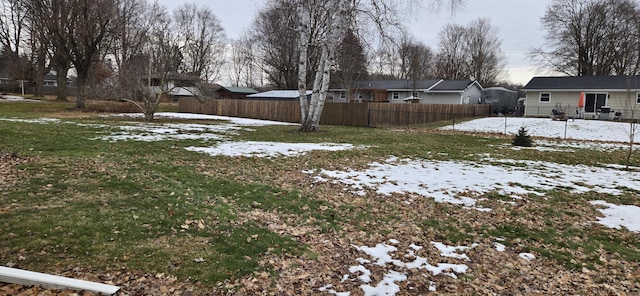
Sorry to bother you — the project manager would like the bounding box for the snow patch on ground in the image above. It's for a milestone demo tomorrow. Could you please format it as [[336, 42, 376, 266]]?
[[107, 112, 296, 126], [519, 253, 536, 261], [92, 113, 363, 157], [94, 122, 232, 142], [590, 201, 640, 232], [0, 117, 61, 124], [441, 117, 639, 143], [0, 95, 41, 102], [532, 140, 638, 152], [307, 157, 640, 210], [186, 141, 359, 158]]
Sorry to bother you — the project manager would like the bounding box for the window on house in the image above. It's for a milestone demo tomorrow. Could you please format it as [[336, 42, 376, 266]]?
[[539, 93, 550, 102], [636, 93, 640, 104], [392, 92, 399, 100], [412, 92, 419, 98], [340, 92, 346, 99]]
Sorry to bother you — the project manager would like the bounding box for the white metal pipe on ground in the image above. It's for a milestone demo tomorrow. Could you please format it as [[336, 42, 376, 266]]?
[[0, 266, 119, 295]]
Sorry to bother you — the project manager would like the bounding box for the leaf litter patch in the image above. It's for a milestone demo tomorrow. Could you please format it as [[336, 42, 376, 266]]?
[[319, 239, 477, 295]]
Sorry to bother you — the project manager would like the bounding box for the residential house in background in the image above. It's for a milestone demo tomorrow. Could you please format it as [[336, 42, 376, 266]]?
[[43, 72, 72, 86], [0, 72, 9, 84], [213, 86, 258, 100], [522, 76, 640, 120], [328, 79, 483, 104], [147, 73, 203, 101]]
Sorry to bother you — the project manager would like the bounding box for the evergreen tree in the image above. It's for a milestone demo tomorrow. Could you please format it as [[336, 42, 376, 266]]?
[[332, 28, 368, 101], [512, 126, 533, 147]]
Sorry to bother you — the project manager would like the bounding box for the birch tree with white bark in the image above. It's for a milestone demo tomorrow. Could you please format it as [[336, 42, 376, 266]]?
[[296, 0, 465, 131]]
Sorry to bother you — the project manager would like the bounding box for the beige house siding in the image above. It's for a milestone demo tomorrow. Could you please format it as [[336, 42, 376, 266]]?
[[525, 90, 640, 120]]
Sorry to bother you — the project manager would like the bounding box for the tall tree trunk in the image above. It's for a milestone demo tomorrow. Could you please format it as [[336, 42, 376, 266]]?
[[55, 66, 69, 101], [75, 72, 88, 109], [298, 3, 310, 128], [300, 0, 350, 132], [303, 46, 327, 131]]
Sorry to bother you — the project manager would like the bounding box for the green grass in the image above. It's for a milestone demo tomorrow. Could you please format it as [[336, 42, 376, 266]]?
[[1, 101, 640, 291]]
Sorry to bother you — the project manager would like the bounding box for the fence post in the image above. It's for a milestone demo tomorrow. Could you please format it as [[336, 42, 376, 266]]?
[[452, 111, 456, 130], [367, 103, 371, 127]]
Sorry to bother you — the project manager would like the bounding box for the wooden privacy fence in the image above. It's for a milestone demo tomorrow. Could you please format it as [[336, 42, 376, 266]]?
[[178, 98, 492, 127]]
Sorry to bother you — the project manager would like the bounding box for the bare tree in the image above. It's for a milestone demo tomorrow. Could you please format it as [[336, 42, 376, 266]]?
[[531, 0, 640, 76], [23, 0, 71, 100], [26, 16, 51, 97], [252, 0, 305, 89], [0, 0, 40, 93], [112, 0, 154, 70], [621, 76, 640, 168], [227, 33, 258, 87], [298, 0, 351, 131], [435, 23, 468, 80], [174, 3, 226, 82], [27, 0, 119, 108], [397, 33, 435, 81], [465, 18, 505, 85], [297, 0, 467, 131], [117, 4, 179, 121], [0, 0, 26, 56], [370, 42, 402, 79], [434, 18, 505, 85]]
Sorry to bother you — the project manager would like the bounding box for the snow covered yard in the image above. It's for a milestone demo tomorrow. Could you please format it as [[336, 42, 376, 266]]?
[[93, 113, 640, 294], [2, 112, 639, 295], [441, 116, 640, 143]]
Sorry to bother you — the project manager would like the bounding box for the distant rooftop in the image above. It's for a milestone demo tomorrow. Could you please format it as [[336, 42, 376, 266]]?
[[247, 90, 312, 99], [523, 76, 640, 90], [215, 86, 258, 94]]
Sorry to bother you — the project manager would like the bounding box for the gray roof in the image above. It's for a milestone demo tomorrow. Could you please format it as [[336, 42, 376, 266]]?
[[430, 80, 478, 91], [522, 76, 640, 90], [247, 90, 311, 99], [351, 80, 442, 90], [484, 86, 516, 93], [215, 86, 258, 94], [346, 79, 481, 92]]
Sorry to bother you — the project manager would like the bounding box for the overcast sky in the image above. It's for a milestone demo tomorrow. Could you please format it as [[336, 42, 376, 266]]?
[[160, 0, 554, 86]]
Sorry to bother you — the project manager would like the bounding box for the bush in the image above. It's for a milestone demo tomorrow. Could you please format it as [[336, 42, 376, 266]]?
[[512, 126, 533, 147]]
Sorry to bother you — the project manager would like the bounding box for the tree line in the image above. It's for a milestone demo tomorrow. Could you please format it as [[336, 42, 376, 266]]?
[[1, 0, 635, 125], [0, 0, 225, 111], [531, 0, 640, 76], [0, 0, 505, 103], [230, 0, 507, 91]]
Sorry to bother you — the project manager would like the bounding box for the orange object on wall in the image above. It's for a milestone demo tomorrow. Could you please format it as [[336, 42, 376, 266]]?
[[578, 92, 585, 107]]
